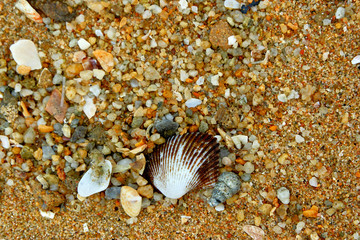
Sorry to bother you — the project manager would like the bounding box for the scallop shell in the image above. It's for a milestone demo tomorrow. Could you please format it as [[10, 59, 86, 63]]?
[[147, 132, 220, 199], [120, 186, 142, 217]]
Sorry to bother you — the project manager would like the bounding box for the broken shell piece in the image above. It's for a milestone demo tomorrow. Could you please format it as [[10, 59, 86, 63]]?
[[208, 171, 241, 207], [351, 55, 360, 65], [10, 39, 42, 70], [77, 160, 112, 197], [147, 132, 220, 199], [15, 0, 43, 23], [120, 186, 142, 217]]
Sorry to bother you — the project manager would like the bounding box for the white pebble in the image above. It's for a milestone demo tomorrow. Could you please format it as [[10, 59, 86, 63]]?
[[142, 10, 152, 19], [335, 7, 345, 19], [295, 221, 305, 234], [309, 177, 318, 187], [6, 179, 14, 186], [196, 76, 204, 85], [83, 96, 97, 119], [295, 135, 305, 143], [277, 187, 290, 204], [149, 5, 162, 14], [210, 75, 219, 86], [278, 94, 287, 102], [14, 83, 22, 92], [180, 70, 189, 82], [78, 38, 91, 50], [39, 210, 55, 219], [20, 89, 33, 97], [224, 0, 241, 9], [351, 55, 360, 65], [93, 69, 105, 80], [243, 162, 255, 173], [95, 29, 104, 37], [215, 203, 225, 211], [0, 135, 10, 149], [10, 39, 42, 70], [178, 0, 188, 10], [185, 98, 202, 108], [90, 85, 101, 97]]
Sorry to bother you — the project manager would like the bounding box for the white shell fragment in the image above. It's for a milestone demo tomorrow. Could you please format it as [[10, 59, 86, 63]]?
[[10, 39, 42, 70], [185, 98, 202, 108], [15, 0, 43, 23], [147, 133, 220, 199], [120, 186, 142, 217], [351, 55, 360, 65], [77, 160, 112, 197]]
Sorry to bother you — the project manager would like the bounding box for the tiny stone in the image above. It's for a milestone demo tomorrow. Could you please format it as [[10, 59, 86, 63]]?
[[215, 203, 225, 211], [335, 7, 345, 19], [24, 127, 36, 144], [137, 185, 154, 198], [241, 173, 251, 182], [62, 124, 71, 138], [78, 38, 91, 50], [144, 66, 161, 80], [243, 162, 254, 174], [93, 49, 114, 72], [277, 187, 290, 204], [10, 39, 42, 70], [185, 98, 202, 108], [309, 177, 318, 187], [105, 187, 121, 200], [295, 135, 305, 143]]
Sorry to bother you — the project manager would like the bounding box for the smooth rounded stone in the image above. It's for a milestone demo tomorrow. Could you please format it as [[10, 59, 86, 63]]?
[[142, 10, 152, 19], [0, 135, 10, 149], [42, 145, 55, 160], [277, 187, 290, 204], [259, 203, 272, 216], [208, 172, 241, 207], [154, 118, 179, 138], [243, 162, 254, 174], [137, 185, 154, 198], [120, 186, 142, 217], [70, 126, 87, 142], [23, 127, 36, 144], [78, 38, 91, 50], [153, 192, 163, 202], [77, 160, 112, 197], [222, 157, 232, 166], [10, 39, 42, 70], [185, 98, 202, 108], [335, 7, 345, 19], [215, 203, 225, 211], [241, 173, 251, 182], [131, 117, 144, 128], [149, 5, 162, 14], [309, 177, 318, 187], [324, 200, 333, 207], [224, 0, 241, 9], [62, 124, 71, 138], [135, 4, 145, 14], [105, 187, 121, 200], [93, 49, 114, 72], [113, 158, 133, 173], [295, 221, 305, 234], [295, 134, 305, 143]]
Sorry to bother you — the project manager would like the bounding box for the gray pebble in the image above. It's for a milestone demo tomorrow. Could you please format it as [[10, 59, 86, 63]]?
[[131, 116, 144, 128], [241, 173, 251, 182], [71, 126, 87, 142], [154, 118, 179, 138], [198, 121, 209, 133], [208, 172, 241, 207], [53, 123, 63, 136], [105, 187, 121, 200], [42, 145, 55, 160]]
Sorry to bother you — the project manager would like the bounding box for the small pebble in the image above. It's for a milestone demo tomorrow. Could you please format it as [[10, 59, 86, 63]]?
[[309, 177, 318, 187], [277, 187, 290, 204], [10, 39, 42, 70], [335, 7, 345, 19], [78, 38, 91, 50]]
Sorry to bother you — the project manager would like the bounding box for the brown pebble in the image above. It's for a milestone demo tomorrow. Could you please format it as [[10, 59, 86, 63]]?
[[209, 20, 234, 50], [45, 89, 68, 123], [17, 65, 31, 75], [93, 49, 114, 72], [65, 63, 83, 78], [137, 185, 154, 199]]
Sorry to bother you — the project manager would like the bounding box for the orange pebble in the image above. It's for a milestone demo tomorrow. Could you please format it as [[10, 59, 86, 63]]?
[[269, 125, 277, 131], [303, 206, 318, 218], [189, 125, 199, 132], [356, 171, 360, 178], [235, 158, 246, 165], [38, 125, 54, 133]]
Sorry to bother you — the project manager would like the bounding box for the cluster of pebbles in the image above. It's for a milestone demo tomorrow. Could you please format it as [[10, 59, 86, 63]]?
[[1, 0, 360, 239]]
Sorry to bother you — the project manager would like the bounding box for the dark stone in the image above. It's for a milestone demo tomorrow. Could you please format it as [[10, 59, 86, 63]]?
[[34, 1, 76, 22], [154, 119, 179, 138], [71, 126, 87, 142], [87, 125, 107, 145], [208, 172, 241, 207], [0, 88, 18, 123]]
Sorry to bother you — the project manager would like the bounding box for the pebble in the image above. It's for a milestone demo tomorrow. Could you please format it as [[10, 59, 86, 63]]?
[[70, 126, 87, 142], [137, 185, 154, 199], [309, 177, 318, 187], [77, 160, 112, 197], [42, 145, 55, 160], [335, 7, 345, 19], [277, 187, 290, 204], [120, 186, 142, 217], [209, 20, 234, 50], [62, 124, 71, 138], [144, 66, 161, 80], [45, 89, 68, 123], [93, 49, 114, 72], [105, 187, 121, 200], [208, 172, 241, 207], [243, 162, 254, 174], [83, 96, 96, 119], [10, 39, 42, 70], [295, 134, 305, 143], [295, 221, 305, 234], [185, 98, 202, 108], [113, 158, 133, 173], [23, 127, 36, 144], [241, 173, 252, 182], [78, 38, 91, 50], [154, 118, 179, 138], [0, 135, 10, 149], [215, 203, 225, 211], [243, 225, 265, 240], [224, 0, 241, 9]]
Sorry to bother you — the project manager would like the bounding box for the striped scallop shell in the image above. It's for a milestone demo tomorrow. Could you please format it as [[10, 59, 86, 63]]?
[[147, 132, 220, 199]]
